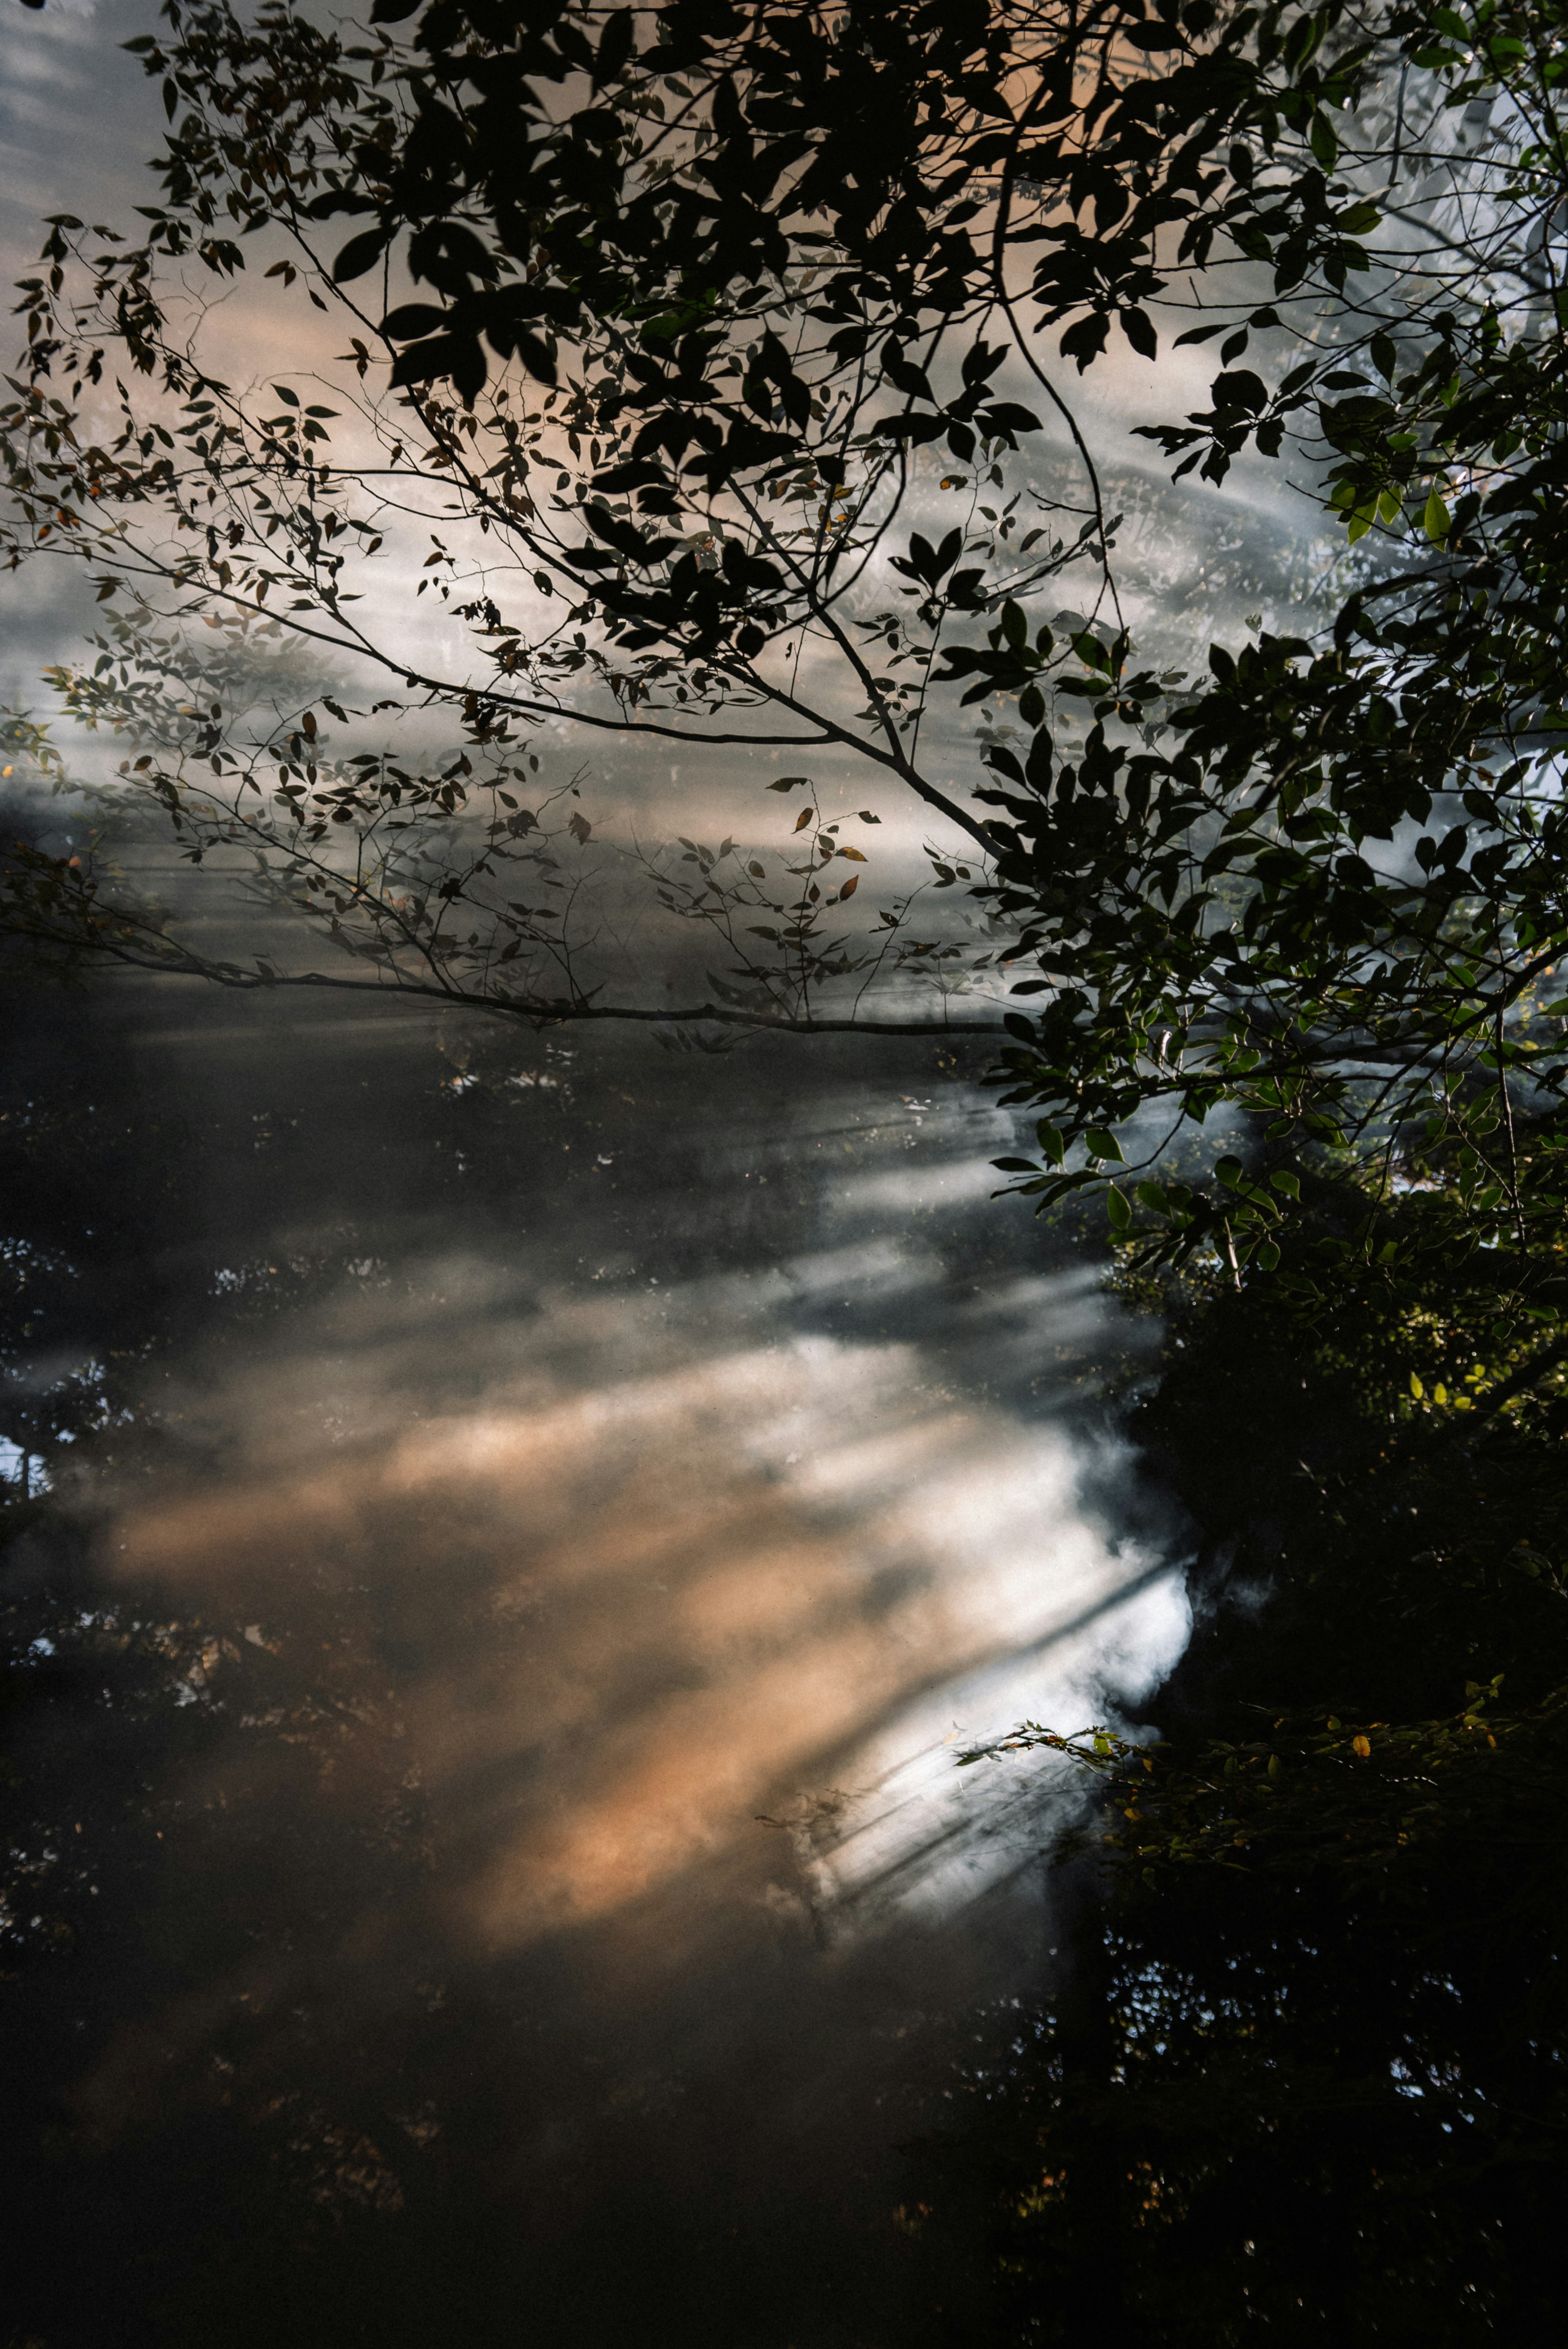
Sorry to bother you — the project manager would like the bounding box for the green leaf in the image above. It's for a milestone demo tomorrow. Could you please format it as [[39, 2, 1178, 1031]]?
[[1423, 485, 1451, 544], [1084, 1129, 1125, 1163], [1106, 1183, 1131, 1230]]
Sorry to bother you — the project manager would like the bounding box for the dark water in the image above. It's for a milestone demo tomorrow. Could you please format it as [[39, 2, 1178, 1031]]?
[[0, 969, 1184, 2345]]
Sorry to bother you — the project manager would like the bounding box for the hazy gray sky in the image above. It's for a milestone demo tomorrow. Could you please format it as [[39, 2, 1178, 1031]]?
[[2, 0, 162, 256], [2, 2, 165, 690]]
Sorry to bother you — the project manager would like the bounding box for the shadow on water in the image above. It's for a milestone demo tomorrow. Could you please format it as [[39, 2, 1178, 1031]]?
[[0, 974, 1187, 2347]]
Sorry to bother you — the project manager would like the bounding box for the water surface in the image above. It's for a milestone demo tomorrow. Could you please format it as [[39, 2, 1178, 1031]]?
[[2, 978, 1185, 2344]]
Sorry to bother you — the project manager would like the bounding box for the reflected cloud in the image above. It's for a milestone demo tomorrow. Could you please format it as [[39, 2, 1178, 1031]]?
[[1, 1002, 1189, 2338], [109, 1208, 1183, 1971]]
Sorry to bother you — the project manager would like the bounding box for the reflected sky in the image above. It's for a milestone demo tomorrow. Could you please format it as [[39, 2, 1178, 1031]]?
[[2, 980, 1187, 2344], [108, 1103, 1183, 1956]]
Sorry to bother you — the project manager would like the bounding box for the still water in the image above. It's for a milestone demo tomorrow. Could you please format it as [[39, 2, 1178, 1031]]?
[[2, 976, 1185, 2345]]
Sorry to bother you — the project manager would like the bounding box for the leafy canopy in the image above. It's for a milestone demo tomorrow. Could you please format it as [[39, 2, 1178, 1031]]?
[[1, 0, 1565, 1304]]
